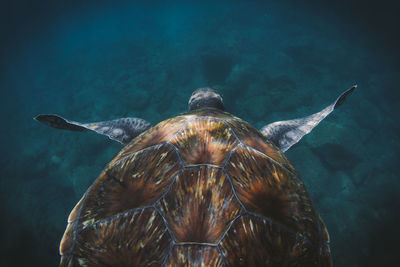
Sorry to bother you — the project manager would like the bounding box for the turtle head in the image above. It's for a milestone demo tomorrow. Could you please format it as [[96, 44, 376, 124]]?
[[188, 87, 225, 111]]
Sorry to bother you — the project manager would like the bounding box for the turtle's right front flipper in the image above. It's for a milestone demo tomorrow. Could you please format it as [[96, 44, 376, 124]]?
[[34, 114, 151, 145], [260, 85, 356, 152]]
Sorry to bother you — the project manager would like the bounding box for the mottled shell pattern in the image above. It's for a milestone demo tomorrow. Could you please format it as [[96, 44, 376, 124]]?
[[60, 108, 331, 267]]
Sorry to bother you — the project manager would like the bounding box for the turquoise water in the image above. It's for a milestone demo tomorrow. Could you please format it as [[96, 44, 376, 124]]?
[[1, 1, 399, 266]]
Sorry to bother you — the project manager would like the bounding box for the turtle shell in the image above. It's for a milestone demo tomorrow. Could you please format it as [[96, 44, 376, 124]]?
[[59, 109, 331, 267]]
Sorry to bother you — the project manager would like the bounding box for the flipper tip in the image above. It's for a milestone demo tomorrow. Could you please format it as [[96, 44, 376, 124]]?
[[33, 114, 87, 131], [334, 85, 356, 109], [33, 115, 42, 121]]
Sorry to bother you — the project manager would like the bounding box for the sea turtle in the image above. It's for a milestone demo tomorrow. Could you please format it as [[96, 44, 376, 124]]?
[[35, 85, 356, 266]]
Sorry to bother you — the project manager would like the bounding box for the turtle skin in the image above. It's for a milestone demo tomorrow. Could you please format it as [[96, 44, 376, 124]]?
[[60, 108, 332, 267]]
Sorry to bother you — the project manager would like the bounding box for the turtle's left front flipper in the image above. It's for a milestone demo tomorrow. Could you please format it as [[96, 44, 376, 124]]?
[[260, 85, 356, 152], [34, 114, 151, 145]]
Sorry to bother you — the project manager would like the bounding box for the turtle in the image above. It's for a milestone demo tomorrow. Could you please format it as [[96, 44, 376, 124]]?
[[35, 85, 356, 266]]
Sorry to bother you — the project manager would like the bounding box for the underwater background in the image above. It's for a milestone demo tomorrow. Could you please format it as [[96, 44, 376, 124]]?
[[1, 0, 399, 266]]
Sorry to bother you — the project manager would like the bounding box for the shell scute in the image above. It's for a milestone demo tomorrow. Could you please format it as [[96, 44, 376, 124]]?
[[113, 115, 190, 162], [226, 118, 296, 174], [219, 215, 318, 266], [226, 145, 319, 243], [157, 166, 242, 243], [67, 195, 85, 223], [59, 220, 78, 256], [317, 215, 333, 267], [72, 143, 180, 231], [165, 245, 223, 267], [62, 208, 171, 267], [170, 118, 238, 166]]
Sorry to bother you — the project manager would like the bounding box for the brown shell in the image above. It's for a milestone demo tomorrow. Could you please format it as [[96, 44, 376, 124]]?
[[60, 109, 331, 267]]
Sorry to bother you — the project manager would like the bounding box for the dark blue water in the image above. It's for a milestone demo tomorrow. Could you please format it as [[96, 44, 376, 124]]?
[[1, 0, 399, 266]]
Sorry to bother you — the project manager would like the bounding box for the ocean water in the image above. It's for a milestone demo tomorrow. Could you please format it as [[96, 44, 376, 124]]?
[[1, 0, 399, 266]]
